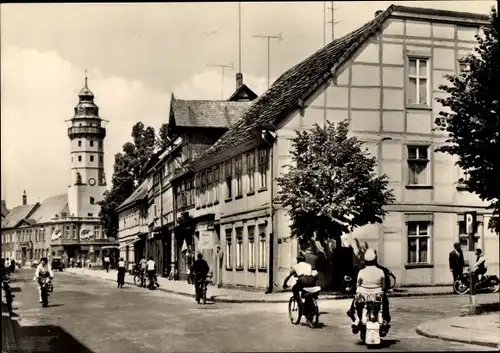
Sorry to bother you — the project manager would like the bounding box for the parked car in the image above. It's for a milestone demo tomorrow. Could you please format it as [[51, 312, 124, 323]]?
[[51, 257, 64, 271]]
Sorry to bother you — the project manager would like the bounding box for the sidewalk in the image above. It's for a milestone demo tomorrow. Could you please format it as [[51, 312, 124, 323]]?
[[2, 284, 18, 353], [65, 267, 455, 303], [416, 313, 500, 348]]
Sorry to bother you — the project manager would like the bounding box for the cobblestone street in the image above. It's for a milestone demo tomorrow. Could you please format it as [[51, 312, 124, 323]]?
[[7, 269, 497, 352]]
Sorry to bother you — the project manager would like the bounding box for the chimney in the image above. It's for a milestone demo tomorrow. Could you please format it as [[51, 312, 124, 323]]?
[[236, 73, 243, 89], [22, 190, 27, 205], [375, 10, 383, 18]]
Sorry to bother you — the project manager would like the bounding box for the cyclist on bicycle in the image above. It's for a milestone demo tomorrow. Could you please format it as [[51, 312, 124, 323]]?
[[283, 252, 318, 314], [139, 256, 147, 287], [191, 253, 210, 303]]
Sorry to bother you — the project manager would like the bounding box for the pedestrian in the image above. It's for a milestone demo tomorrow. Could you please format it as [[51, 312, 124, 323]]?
[[139, 256, 148, 287], [117, 257, 126, 288], [104, 255, 110, 272], [10, 259, 15, 273], [449, 242, 465, 286], [191, 253, 210, 304], [215, 245, 224, 288], [146, 257, 156, 290]]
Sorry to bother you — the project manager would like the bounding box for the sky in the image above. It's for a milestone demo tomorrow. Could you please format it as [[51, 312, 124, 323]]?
[[1, 1, 495, 208]]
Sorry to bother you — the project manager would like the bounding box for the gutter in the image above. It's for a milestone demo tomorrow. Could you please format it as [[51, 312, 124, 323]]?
[[261, 127, 277, 294]]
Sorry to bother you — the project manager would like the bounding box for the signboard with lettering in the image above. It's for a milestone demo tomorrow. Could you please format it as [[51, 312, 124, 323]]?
[[198, 231, 214, 250]]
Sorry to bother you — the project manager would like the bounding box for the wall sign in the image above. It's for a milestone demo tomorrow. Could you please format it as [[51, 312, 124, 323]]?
[[198, 231, 214, 250]]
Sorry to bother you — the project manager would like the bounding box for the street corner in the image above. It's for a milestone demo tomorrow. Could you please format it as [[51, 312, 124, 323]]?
[[416, 314, 500, 348]]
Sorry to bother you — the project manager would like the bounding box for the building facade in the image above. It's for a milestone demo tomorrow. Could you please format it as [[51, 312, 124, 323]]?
[[1, 77, 116, 266], [179, 5, 498, 289]]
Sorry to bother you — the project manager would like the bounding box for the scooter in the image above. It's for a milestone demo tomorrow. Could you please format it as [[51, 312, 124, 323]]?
[[454, 271, 500, 294], [353, 293, 387, 347]]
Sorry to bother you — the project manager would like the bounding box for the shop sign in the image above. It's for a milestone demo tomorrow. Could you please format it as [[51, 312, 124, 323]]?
[[198, 231, 214, 250]]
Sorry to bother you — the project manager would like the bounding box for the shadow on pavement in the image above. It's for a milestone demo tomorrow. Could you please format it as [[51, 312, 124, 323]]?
[[355, 339, 399, 348], [47, 304, 65, 308], [10, 287, 22, 293], [11, 319, 95, 353]]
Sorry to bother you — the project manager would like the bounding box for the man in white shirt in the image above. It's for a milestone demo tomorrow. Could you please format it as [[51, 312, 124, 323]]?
[[283, 252, 318, 314], [474, 248, 487, 283], [146, 257, 156, 289], [33, 258, 54, 303], [104, 256, 110, 272]]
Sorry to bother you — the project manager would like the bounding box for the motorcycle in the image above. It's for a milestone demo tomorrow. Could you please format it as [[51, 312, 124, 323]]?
[[353, 293, 387, 346], [39, 277, 53, 308], [454, 271, 500, 295], [194, 273, 213, 305]]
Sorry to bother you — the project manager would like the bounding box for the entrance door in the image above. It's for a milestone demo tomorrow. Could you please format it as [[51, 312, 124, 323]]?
[[21, 248, 27, 266]]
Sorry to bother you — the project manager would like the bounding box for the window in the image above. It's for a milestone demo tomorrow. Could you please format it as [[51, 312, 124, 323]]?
[[408, 58, 429, 105], [407, 146, 430, 185], [88, 213, 93, 217], [71, 157, 73, 163], [258, 148, 269, 189], [99, 141, 102, 148], [195, 174, 201, 208], [458, 220, 479, 259], [78, 140, 82, 147], [458, 58, 469, 73], [235, 156, 243, 196], [258, 224, 267, 268], [94, 226, 101, 239], [90, 140, 94, 147], [457, 169, 469, 189], [248, 226, 256, 269], [100, 156, 103, 163], [184, 180, 191, 208], [207, 168, 213, 204], [201, 170, 207, 206], [225, 228, 233, 269], [90, 197, 95, 205], [78, 155, 82, 162], [90, 155, 94, 162], [213, 166, 219, 202], [407, 221, 430, 264], [189, 177, 195, 207], [247, 151, 255, 193], [225, 160, 233, 199], [65, 226, 71, 239], [236, 228, 243, 269], [72, 226, 77, 239]]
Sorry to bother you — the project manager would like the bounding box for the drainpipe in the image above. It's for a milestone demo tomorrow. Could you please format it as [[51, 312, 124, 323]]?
[[261, 127, 277, 294]]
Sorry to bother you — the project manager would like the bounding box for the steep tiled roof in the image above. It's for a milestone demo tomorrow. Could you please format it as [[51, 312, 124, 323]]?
[[116, 180, 148, 212], [1, 203, 39, 229], [29, 194, 68, 224], [170, 96, 251, 129], [191, 4, 488, 167], [1, 200, 8, 218]]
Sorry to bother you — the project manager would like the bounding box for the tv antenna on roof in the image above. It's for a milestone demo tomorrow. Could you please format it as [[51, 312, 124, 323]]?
[[207, 63, 235, 100], [253, 33, 283, 89]]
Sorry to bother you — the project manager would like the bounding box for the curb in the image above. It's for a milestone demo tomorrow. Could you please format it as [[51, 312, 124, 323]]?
[[66, 271, 456, 303], [2, 300, 18, 353], [416, 323, 499, 348]]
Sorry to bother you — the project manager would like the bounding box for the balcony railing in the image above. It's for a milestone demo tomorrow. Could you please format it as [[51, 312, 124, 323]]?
[[68, 126, 106, 138]]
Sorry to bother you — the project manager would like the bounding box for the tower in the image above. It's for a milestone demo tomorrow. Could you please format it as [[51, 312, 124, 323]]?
[[67, 73, 107, 218]]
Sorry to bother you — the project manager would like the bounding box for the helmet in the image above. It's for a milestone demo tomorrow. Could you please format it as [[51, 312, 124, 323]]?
[[364, 249, 376, 262]]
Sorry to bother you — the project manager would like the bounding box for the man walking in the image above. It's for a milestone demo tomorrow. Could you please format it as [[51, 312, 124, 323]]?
[[449, 242, 465, 285], [139, 256, 148, 287], [146, 257, 156, 290], [104, 255, 110, 272]]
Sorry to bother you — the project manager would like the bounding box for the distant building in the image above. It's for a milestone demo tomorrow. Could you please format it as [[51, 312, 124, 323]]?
[[1, 77, 116, 266]]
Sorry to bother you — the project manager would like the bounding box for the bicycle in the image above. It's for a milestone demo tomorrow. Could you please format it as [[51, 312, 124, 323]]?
[[285, 284, 321, 328], [133, 270, 146, 288]]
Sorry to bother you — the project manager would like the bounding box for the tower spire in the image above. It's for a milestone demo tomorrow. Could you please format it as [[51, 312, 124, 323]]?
[[84, 69, 88, 88]]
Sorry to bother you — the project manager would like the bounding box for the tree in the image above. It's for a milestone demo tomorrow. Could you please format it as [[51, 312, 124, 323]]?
[[276, 120, 395, 249], [98, 121, 168, 238], [435, 8, 499, 234]]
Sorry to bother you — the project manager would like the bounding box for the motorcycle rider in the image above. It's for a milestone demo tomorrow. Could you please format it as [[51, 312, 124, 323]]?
[[33, 257, 54, 303], [283, 252, 318, 315], [474, 248, 487, 284], [347, 249, 390, 333], [190, 253, 210, 303]]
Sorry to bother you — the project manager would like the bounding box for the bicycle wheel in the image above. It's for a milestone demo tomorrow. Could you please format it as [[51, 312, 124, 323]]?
[[133, 275, 143, 287], [388, 272, 396, 290], [306, 297, 319, 328], [288, 296, 301, 325]]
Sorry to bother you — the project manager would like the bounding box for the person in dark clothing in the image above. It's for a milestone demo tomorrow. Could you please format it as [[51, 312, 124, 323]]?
[[117, 258, 126, 288], [190, 253, 210, 303], [10, 259, 16, 273], [449, 242, 465, 284]]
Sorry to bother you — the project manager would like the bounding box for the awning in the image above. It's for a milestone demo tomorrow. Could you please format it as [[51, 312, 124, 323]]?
[[101, 245, 119, 250], [118, 237, 141, 250]]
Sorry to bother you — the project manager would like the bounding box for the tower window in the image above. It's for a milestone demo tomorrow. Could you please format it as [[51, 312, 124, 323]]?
[[90, 197, 95, 205], [71, 157, 73, 162], [99, 142, 103, 148], [78, 140, 82, 147], [88, 213, 93, 217], [90, 140, 94, 147], [100, 156, 103, 163], [78, 156, 82, 162], [90, 155, 94, 162]]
